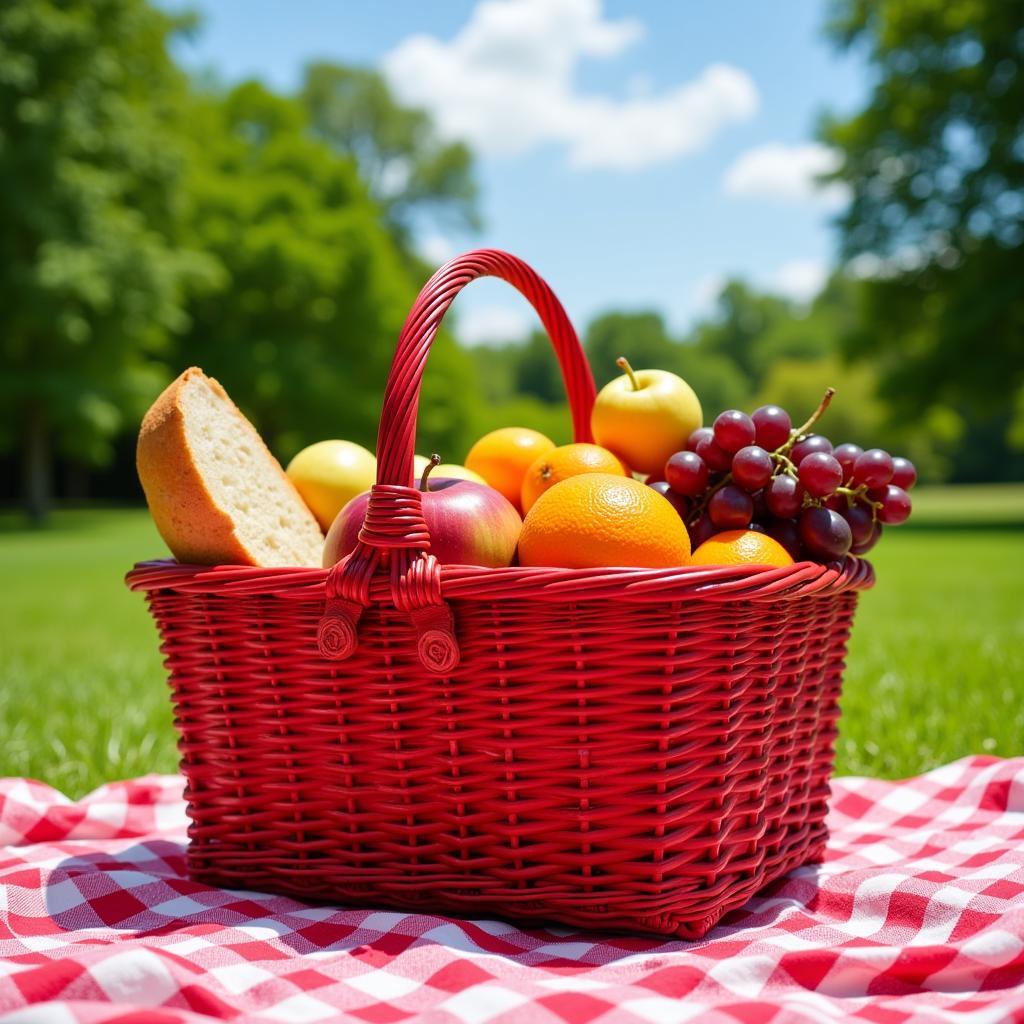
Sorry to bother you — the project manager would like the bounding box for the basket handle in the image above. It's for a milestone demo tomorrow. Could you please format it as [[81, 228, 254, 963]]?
[[319, 249, 597, 672]]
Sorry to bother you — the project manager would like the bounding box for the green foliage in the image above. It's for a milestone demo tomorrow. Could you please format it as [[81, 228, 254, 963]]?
[[691, 282, 795, 388], [821, 0, 1024, 422], [170, 79, 480, 464], [301, 63, 479, 245], [0, 0, 216, 514], [171, 81, 409, 456]]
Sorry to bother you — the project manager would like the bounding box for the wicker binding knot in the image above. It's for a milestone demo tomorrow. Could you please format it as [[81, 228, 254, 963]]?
[[358, 485, 430, 550], [410, 603, 460, 675], [316, 607, 358, 660]]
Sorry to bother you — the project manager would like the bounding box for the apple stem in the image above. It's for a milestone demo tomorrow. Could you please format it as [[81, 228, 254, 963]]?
[[420, 453, 441, 492], [616, 356, 640, 392]]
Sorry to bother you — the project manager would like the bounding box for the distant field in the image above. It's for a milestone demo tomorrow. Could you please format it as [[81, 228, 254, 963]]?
[[1, 494, 1022, 797], [903, 482, 1024, 528]]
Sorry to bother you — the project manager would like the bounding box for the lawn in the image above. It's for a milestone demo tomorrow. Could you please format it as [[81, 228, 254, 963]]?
[[1, 495, 1022, 797]]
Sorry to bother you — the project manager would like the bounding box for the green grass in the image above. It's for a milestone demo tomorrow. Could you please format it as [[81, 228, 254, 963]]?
[[901, 482, 1024, 528], [1, 499, 1022, 797]]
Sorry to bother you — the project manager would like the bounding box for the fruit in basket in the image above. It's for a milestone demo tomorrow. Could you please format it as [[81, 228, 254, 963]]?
[[689, 529, 793, 568], [649, 387, 916, 566], [464, 427, 555, 512], [520, 443, 627, 513], [590, 357, 702, 476], [136, 367, 324, 567], [323, 455, 521, 569], [286, 439, 377, 531], [413, 454, 486, 485], [517, 473, 690, 569]]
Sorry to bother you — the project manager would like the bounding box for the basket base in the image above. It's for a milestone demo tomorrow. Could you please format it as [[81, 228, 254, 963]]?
[[187, 832, 827, 941]]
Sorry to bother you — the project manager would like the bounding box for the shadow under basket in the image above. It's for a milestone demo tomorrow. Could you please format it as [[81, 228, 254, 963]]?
[[128, 250, 874, 940]]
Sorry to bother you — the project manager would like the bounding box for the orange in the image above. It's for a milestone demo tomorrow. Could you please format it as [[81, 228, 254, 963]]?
[[689, 529, 794, 568], [518, 473, 691, 569], [465, 427, 555, 512], [520, 443, 627, 513]]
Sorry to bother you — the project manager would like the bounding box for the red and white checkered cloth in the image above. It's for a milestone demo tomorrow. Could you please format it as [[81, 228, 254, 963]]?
[[1, 757, 1022, 1024]]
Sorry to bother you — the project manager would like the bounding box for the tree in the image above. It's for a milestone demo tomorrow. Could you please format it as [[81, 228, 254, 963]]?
[[301, 63, 479, 248], [0, 0, 215, 522], [691, 281, 795, 389], [821, 0, 1024, 430], [173, 81, 479, 463]]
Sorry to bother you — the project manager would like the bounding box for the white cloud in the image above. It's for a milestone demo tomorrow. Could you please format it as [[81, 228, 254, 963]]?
[[382, 0, 758, 171], [769, 258, 829, 303], [723, 142, 849, 205], [456, 304, 531, 346], [417, 233, 456, 266]]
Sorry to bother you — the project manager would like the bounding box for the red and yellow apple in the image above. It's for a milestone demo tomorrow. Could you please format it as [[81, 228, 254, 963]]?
[[323, 459, 522, 568]]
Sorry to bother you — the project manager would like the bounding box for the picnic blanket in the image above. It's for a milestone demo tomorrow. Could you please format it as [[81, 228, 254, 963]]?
[[1, 757, 1022, 1024]]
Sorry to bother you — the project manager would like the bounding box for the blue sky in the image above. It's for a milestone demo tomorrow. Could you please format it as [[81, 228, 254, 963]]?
[[169, 0, 868, 346]]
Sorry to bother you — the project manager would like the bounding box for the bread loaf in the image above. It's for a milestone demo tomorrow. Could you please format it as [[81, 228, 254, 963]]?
[[137, 367, 324, 567]]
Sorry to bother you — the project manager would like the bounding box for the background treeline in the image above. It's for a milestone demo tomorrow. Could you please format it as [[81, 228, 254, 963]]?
[[2, 0, 1021, 523]]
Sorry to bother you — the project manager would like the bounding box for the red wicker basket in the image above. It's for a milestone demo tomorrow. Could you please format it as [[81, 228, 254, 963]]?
[[128, 249, 874, 939]]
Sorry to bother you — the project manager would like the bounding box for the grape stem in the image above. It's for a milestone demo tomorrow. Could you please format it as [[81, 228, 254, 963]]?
[[772, 452, 799, 477], [778, 387, 836, 456]]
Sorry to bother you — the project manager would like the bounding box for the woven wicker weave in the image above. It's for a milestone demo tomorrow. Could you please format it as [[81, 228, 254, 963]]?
[[128, 249, 873, 939]]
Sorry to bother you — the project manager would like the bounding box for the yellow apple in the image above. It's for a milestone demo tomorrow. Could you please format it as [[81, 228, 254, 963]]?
[[413, 454, 487, 486], [590, 358, 702, 476], [286, 440, 377, 531]]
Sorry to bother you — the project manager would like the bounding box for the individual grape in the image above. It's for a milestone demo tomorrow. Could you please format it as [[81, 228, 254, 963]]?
[[731, 445, 774, 491], [688, 514, 716, 549], [876, 484, 912, 525], [752, 405, 792, 451], [695, 435, 733, 473], [840, 504, 875, 548], [833, 443, 863, 482], [713, 410, 756, 454], [852, 448, 894, 488], [664, 451, 709, 497], [765, 474, 803, 518], [790, 434, 833, 464], [891, 457, 918, 490], [798, 451, 844, 498], [686, 426, 713, 453], [768, 518, 802, 561], [751, 488, 770, 523], [708, 485, 754, 529], [851, 521, 882, 555], [799, 507, 853, 560], [649, 479, 690, 518]]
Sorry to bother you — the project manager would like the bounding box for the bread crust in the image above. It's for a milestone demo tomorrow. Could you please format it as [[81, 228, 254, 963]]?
[[136, 367, 322, 566]]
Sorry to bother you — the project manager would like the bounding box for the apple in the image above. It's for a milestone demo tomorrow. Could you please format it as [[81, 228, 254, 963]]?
[[286, 439, 377, 531], [590, 357, 702, 476], [323, 456, 521, 569], [413, 453, 487, 486]]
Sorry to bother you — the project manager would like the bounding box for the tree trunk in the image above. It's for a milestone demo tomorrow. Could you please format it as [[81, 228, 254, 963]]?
[[23, 403, 52, 526]]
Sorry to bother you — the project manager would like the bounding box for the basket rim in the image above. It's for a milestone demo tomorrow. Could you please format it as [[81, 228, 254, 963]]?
[[126, 554, 873, 603]]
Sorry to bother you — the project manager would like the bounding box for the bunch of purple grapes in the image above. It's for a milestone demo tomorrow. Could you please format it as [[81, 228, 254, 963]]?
[[649, 390, 916, 563]]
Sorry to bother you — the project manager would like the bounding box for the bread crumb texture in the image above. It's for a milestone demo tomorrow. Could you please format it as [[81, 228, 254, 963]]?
[[138, 368, 324, 567]]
